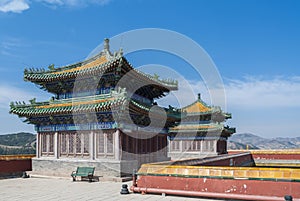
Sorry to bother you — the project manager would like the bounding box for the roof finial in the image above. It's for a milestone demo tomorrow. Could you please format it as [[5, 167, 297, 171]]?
[[104, 38, 110, 51], [198, 93, 201, 100]]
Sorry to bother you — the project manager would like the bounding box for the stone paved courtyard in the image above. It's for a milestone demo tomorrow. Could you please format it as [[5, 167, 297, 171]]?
[[0, 177, 221, 201]]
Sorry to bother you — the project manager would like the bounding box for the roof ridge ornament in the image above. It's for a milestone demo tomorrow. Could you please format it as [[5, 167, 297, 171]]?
[[102, 38, 113, 58], [29, 98, 36, 105], [104, 38, 110, 52], [48, 64, 55, 71], [102, 38, 124, 60]]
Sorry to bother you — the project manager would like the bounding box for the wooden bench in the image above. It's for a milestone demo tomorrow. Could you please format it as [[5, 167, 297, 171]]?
[[71, 167, 95, 182]]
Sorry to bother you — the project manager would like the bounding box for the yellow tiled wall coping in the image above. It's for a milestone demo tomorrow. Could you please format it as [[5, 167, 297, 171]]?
[[138, 163, 300, 180], [0, 154, 35, 161]]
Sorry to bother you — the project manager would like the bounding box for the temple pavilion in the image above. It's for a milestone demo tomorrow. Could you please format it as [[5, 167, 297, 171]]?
[[168, 93, 235, 160], [10, 38, 235, 178], [10, 39, 181, 178]]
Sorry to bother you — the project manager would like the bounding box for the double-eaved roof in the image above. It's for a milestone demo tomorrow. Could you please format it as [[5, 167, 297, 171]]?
[[10, 39, 182, 126], [169, 93, 235, 136], [181, 93, 231, 118]]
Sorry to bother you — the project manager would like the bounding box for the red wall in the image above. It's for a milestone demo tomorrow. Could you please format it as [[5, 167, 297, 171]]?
[[136, 175, 300, 199], [228, 150, 300, 160], [0, 157, 32, 174]]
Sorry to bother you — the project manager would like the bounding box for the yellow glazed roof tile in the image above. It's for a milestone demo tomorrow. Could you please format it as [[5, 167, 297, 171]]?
[[53, 56, 108, 75], [183, 101, 211, 113]]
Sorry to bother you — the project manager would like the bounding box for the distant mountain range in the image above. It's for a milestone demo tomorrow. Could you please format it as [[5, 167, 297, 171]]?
[[0, 132, 36, 155], [228, 133, 300, 150]]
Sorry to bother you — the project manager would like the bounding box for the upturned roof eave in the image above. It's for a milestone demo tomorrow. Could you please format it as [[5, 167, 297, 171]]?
[[169, 124, 235, 134], [9, 94, 180, 119], [23, 56, 178, 90]]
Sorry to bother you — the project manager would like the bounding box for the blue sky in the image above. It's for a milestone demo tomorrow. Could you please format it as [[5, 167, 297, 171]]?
[[0, 0, 300, 138]]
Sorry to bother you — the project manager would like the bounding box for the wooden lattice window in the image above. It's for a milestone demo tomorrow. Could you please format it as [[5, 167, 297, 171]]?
[[59, 132, 90, 157], [182, 140, 199, 152], [208, 140, 215, 152], [41, 134, 47, 153], [75, 133, 81, 154], [49, 134, 54, 153], [183, 140, 200, 152], [83, 133, 89, 154], [40, 133, 54, 156], [98, 133, 105, 153], [68, 133, 75, 154], [96, 132, 114, 158], [107, 133, 114, 153], [60, 133, 67, 154], [170, 140, 181, 152], [182, 140, 189, 151], [202, 140, 214, 152], [194, 140, 201, 151]]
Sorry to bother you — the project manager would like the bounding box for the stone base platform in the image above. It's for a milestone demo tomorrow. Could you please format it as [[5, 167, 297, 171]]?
[[31, 157, 138, 180], [29, 173, 132, 182]]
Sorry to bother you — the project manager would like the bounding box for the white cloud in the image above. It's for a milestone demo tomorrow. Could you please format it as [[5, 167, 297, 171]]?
[[0, 84, 48, 109], [224, 76, 300, 137], [0, 37, 22, 56], [158, 76, 300, 110], [37, 0, 111, 7], [0, 0, 30, 13], [226, 76, 300, 109], [41, 0, 62, 4], [0, 0, 111, 13], [0, 84, 49, 134]]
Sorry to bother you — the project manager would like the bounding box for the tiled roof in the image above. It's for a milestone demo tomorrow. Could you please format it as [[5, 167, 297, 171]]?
[[23, 55, 178, 90], [24, 55, 122, 82], [9, 94, 126, 116], [9, 91, 181, 120], [169, 123, 223, 132], [183, 101, 212, 113], [169, 123, 235, 134], [52, 56, 108, 75], [181, 96, 231, 119]]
